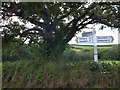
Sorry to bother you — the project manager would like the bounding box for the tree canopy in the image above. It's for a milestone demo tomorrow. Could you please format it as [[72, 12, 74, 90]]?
[[1, 2, 120, 60]]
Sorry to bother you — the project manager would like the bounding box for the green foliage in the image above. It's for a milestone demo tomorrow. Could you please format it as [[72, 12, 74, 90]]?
[[89, 62, 100, 72], [2, 44, 119, 63], [62, 50, 80, 61], [62, 49, 93, 61], [13, 45, 32, 60], [98, 45, 120, 60], [71, 45, 120, 60], [2, 59, 120, 88], [78, 51, 93, 61], [2, 43, 32, 61]]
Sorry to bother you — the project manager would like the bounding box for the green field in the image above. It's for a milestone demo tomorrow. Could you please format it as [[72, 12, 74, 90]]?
[[71, 44, 112, 51]]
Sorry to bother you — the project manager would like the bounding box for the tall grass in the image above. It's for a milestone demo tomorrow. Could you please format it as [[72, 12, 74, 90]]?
[[2, 59, 120, 88]]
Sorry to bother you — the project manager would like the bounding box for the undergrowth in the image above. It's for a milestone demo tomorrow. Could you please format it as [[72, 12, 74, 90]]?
[[2, 59, 120, 88]]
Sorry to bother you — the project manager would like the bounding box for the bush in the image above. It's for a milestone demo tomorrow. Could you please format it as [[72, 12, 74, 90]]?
[[98, 48, 109, 59], [2, 59, 120, 88], [16, 45, 32, 59], [98, 45, 120, 60], [78, 51, 93, 61], [2, 43, 32, 61], [62, 50, 80, 61], [62, 49, 93, 61]]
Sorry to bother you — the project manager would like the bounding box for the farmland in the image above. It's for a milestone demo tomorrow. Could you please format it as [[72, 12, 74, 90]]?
[[70, 44, 112, 51]]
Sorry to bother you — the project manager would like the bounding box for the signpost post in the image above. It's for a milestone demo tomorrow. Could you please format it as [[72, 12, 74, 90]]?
[[93, 27, 98, 63]]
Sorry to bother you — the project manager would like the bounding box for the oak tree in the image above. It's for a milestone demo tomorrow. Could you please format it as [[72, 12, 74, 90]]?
[[1, 2, 120, 60]]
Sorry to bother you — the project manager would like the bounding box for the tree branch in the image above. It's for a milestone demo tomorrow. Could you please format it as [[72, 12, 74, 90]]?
[[66, 3, 96, 28], [93, 17, 120, 28], [26, 17, 46, 28], [58, 10, 72, 20], [98, 2, 120, 5], [2, 27, 43, 44]]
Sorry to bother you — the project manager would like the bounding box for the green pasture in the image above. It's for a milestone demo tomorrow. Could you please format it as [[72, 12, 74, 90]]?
[[71, 44, 112, 51]]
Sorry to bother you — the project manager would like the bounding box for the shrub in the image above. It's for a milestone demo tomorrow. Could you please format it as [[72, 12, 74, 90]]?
[[98, 48, 109, 59], [101, 45, 119, 60], [2, 44, 120, 87], [2, 59, 120, 88], [2, 44, 32, 61], [62, 50, 80, 61], [16, 45, 32, 59], [78, 51, 93, 61], [62, 49, 93, 61], [98, 45, 120, 60]]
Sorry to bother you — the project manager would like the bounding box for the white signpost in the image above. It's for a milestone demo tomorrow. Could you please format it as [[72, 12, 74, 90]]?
[[97, 36, 114, 43], [76, 36, 114, 43], [93, 27, 98, 63], [76, 37, 89, 43], [76, 28, 114, 63]]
